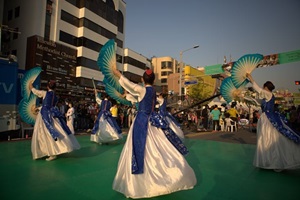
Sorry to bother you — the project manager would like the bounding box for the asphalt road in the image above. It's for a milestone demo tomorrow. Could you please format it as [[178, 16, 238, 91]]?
[[77, 126, 257, 145], [184, 127, 257, 145]]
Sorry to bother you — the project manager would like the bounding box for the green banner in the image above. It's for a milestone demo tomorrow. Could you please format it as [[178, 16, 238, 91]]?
[[204, 64, 224, 75], [278, 49, 300, 64], [204, 49, 300, 75]]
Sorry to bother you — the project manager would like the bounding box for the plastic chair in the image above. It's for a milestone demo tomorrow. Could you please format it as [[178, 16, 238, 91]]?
[[238, 119, 249, 129], [229, 122, 237, 132]]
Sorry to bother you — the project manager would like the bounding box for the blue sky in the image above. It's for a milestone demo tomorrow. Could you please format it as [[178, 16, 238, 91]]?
[[124, 0, 300, 93]]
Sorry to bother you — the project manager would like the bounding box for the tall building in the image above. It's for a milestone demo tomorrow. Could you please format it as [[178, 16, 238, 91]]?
[[1, 0, 126, 100], [123, 48, 151, 83], [151, 56, 178, 94]]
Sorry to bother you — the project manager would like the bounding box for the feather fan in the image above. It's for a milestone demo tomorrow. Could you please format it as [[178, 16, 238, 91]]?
[[220, 77, 248, 103], [103, 78, 132, 106], [231, 54, 263, 88], [97, 39, 123, 93], [18, 94, 38, 125], [20, 67, 42, 100]]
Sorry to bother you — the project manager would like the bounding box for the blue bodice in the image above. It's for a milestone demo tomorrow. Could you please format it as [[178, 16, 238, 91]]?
[[261, 95, 275, 113], [138, 87, 156, 114], [100, 99, 111, 111], [42, 91, 58, 109]]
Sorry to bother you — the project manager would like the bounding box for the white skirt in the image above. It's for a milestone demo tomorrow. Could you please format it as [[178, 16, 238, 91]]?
[[31, 113, 81, 160], [90, 115, 123, 144], [253, 113, 300, 169], [113, 120, 197, 199], [66, 117, 75, 134], [166, 117, 185, 141]]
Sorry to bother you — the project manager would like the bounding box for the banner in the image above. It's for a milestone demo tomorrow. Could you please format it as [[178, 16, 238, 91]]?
[[0, 59, 18, 104], [204, 49, 300, 75], [279, 50, 300, 64], [204, 64, 224, 75]]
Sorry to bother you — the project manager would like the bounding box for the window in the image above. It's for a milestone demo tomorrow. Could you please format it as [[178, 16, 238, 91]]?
[[8, 10, 13, 21], [65, 0, 77, 7], [59, 31, 78, 47], [161, 79, 167, 83], [161, 72, 168, 76], [61, 10, 79, 27], [15, 6, 20, 18], [123, 57, 146, 70], [117, 11, 124, 33], [82, 18, 116, 39], [77, 57, 98, 70], [44, 14, 51, 40]]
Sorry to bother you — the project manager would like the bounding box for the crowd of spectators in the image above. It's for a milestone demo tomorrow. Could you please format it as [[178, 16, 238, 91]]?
[[56, 99, 137, 133], [57, 99, 300, 134]]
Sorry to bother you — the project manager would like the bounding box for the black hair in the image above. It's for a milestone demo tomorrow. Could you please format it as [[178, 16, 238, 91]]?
[[263, 81, 275, 91], [102, 93, 108, 99], [47, 80, 56, 90], [143, 68, 155, 85]]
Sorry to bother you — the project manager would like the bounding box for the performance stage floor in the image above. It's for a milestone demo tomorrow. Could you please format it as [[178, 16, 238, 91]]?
[[0, 135, 299, 200]]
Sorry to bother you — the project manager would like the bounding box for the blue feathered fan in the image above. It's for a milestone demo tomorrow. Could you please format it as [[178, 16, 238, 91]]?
[[18, 94, 38, 125], [97, 39, 131, 106], [20, 67, 42, 100], [97, 39, 123, 93], [231, 54, 263, 88], [103, 78, 132, 106], [220, 77, 248, 103], [19, 66, 42, 125]]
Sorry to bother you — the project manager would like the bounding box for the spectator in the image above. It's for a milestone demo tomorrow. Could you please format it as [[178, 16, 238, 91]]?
[[210, 105, 221, 131]]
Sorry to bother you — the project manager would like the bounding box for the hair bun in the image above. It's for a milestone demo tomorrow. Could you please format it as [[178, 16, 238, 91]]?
[[48, 80, 56, 88], [145, 69, 153, 75]]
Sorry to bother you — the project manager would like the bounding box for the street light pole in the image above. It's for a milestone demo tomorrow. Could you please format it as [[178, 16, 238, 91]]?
[[179, 45, 199, 98]]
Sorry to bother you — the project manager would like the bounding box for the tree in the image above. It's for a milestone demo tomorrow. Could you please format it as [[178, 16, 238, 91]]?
[[187, 78, 211, 102]]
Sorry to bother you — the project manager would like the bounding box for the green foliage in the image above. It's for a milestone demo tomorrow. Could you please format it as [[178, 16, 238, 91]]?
[[187, 79, 211, 102]]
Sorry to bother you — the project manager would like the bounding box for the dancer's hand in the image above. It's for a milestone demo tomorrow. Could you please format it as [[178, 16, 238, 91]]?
[[246, 73, 254, 83], [29, 81, 33, 91], [113, 67, 122, 78]]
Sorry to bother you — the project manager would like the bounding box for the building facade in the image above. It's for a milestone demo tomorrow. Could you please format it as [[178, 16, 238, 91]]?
[[1, 0, 127, 101], [123, 48, 151, 83], [151, 56, 178, 94]]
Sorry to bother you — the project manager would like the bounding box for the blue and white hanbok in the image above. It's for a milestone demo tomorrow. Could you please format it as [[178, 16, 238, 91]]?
[[31, 88, 80, 160], [252, 81, 300, 170], [157, 96, 185, 140], [90, 96, 122, 144], [113, 76, 196, 199]]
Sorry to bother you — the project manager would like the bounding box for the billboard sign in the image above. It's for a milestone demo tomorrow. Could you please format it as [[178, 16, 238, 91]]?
[[0, 59, 18, 104]]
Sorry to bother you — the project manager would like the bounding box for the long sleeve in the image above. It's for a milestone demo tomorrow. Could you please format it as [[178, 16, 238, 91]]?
[[125, 93, 138, 104], [252, 81, 272, 102], [31, 88, 46, 98], [119, 75, 146, 101], [95, 96, 102, 105]]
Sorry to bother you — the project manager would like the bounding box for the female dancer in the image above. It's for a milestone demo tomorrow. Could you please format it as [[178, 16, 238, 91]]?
[[112, 68, 196, 199], [66, 101, 75, 134], [157, 93, 185, 140], [30, 80, 80, 161], [246, 73, 300, 172], [90, 90, 122, 144]]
